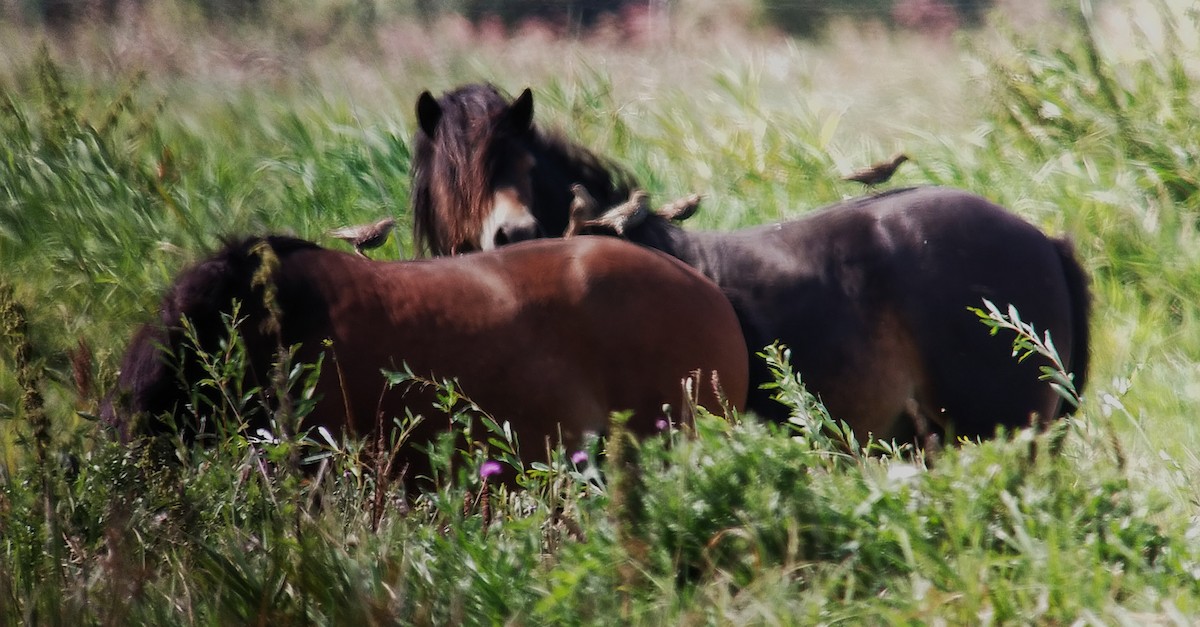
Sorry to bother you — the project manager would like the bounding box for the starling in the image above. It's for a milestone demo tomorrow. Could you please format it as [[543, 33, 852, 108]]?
[[328, 217, 397, 258], [657, 193, 702, 222], [565, 184, 599, 237], [843, 153, 910, 187]]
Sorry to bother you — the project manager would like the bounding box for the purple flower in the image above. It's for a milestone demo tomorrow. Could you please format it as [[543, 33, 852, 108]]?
[[571, 450, 588, 465], [655, 418, 669, 432], [480, 460, 503, 480]]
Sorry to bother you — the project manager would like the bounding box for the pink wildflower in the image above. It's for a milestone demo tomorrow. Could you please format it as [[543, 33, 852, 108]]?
[[480, 460, 503, 480]]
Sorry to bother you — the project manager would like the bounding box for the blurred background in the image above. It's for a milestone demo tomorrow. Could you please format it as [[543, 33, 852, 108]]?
[[0, 0, 1013, 38]]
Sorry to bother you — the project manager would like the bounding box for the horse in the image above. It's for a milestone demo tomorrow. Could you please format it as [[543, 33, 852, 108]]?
[[102, 235, 749, 483], [410, 84, 1092, 446]]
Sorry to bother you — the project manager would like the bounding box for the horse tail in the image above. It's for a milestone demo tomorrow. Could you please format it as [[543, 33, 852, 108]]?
[[1053, 237, 1091, 416]]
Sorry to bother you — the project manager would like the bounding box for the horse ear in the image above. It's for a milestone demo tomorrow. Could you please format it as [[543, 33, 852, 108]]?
[[504, 88, 535, 134], [416, 91, 442, 138]]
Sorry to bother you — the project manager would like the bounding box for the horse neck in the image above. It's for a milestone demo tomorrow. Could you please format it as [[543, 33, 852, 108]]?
[[626, 217, 714, 273]]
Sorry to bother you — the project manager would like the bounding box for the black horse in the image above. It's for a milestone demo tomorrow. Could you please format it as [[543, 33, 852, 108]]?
[[411, 84, 1092, 446]]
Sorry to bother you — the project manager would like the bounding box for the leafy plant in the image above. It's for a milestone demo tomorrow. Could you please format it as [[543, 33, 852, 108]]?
[[971, 298, 1081, 410]]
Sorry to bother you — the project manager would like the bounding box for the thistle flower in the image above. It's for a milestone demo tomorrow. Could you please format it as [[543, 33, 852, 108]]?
[[480, 460, 503, 480]]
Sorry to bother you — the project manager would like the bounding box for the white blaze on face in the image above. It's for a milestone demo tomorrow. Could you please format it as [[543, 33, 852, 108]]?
[[478, 150, 538, 251], [479, 185, 538, 251]]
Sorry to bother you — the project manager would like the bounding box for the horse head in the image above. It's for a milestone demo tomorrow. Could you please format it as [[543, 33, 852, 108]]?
[[414, 85, 542, 254], [412, 84, 637, 255]]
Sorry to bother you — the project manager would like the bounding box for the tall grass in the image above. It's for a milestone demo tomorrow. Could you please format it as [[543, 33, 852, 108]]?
[[1, 324, 1193, 623], [4, 0, 1200, 621]]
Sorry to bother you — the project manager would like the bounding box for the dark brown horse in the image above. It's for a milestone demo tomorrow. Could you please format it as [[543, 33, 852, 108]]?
[[103, 235, 749, 480], [410, 85, 1092, 446], [412, 83, 636, 255]]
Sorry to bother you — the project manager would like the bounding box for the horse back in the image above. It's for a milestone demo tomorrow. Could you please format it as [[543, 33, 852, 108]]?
[[535, 237, 750, 431]]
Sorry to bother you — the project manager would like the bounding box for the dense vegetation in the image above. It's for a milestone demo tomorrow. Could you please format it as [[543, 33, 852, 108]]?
[[3, 0, 1200, 622]]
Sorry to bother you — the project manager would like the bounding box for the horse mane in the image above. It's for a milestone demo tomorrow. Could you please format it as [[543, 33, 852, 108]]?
[[411, 83, 639, 255], [533, 128, 638, 207]]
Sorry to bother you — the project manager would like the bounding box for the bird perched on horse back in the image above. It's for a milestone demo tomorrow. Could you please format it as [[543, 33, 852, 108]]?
[[566, 185, 701, 237], [328, 217, 397, 258], [843, 153, 911, 187]]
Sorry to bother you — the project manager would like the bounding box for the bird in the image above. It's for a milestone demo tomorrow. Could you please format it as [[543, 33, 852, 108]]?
[[843, 153, 911, 187], [565, 184, 599, 238], [328, 217, 397, 258]]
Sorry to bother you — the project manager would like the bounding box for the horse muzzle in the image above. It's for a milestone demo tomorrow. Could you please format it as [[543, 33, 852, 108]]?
[[491, 218, 543, 248], [481, 191, 544, 250]]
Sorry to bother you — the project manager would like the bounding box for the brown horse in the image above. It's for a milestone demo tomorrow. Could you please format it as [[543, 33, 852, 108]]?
[[410, 85, 1092, 446], [102, 235, 748, 481]]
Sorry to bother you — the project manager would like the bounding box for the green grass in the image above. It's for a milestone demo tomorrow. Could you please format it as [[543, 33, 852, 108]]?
[[4, 0, 1200, 622]]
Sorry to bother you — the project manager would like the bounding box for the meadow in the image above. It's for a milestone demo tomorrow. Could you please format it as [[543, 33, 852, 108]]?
[[3, 0, 1200, 622]]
